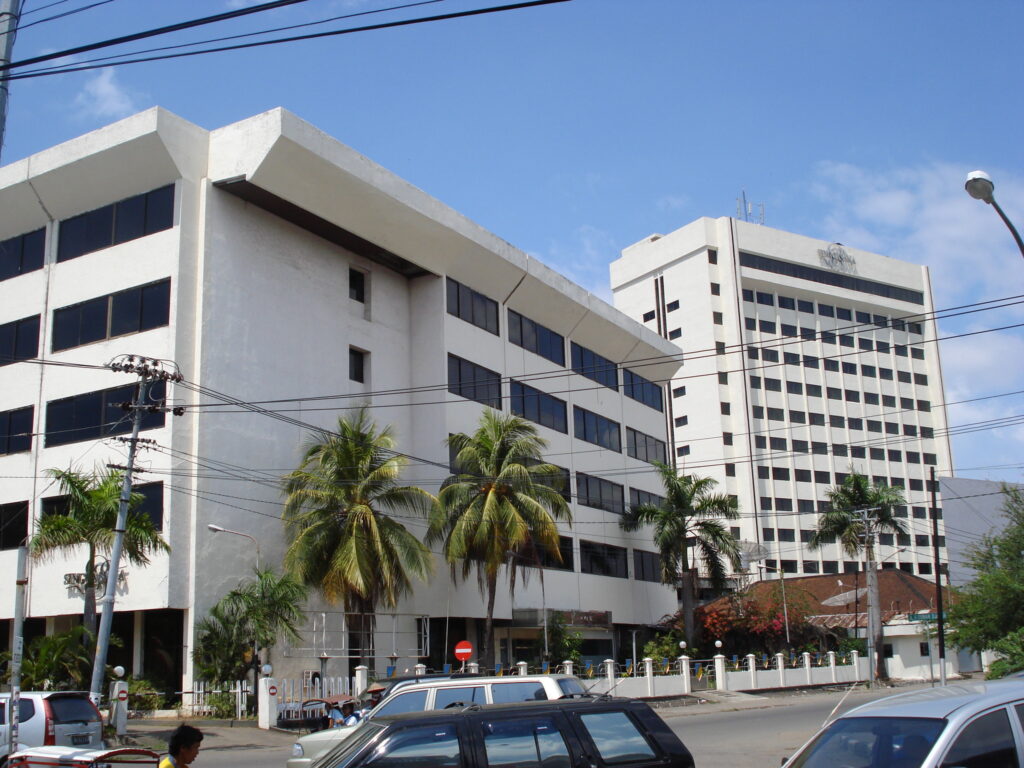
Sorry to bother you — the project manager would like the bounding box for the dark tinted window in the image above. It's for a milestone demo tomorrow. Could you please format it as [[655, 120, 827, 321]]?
[[373, 690, 429, 718], [45, 379, 166, 447], [58, 185, 174, 262], [622, 369, 662, 411], [135, 482, 164, 532], [739, 252, 924, 304], [571, 343, 617, 390], [367, 723, 460, 768], [448, 354, 501, 409], [510, 381, 567, 433], [53, 279, 171, 351], [349, 269, 365, 302], [578, 711, 656, 764], [580, 540, 627, 578], [482, 716, 570, 768], [489, 682, 547, 703], [574, 406, 620, 452], [633, 549, 661, 582], [508, 309, 565, 366], [0, 228, 45, 282], [48, 696, 100, 723], [625, 428, 666, 465], [0, 501, 28, 550], [577, 473, 625, 515], [446, 277, 498, 335], [0, 406, 33, 455], [942, 708, 1018, 768], [432, 686, 484, 709], [0, 315, 40, 365], [538, 535, 574, 571], [0, 698, 36, 724]]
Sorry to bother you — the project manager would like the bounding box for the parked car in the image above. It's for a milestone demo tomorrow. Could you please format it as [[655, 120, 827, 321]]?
[[310, 697, 694, 768], [782, 679, 1024, 767], [288, 674, 588, 768], [0, 692, 103, 763]]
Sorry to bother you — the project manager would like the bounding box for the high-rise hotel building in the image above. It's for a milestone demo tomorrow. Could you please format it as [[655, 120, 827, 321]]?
[[610, 217, 953, 581]]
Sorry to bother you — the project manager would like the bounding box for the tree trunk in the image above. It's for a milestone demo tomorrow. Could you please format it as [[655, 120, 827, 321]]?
[[82, 546, 97, 639], [481, 572, 498, 671], [680, 568, 697, 645]]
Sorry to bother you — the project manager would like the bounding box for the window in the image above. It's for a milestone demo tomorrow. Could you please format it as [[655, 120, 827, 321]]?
[[710, 282, 721, 296], [803, 561, 820, 574], [870, 447, 885, 460], [840, 334, 854, 347], [642, 310, 655, 322], [715, 341, 727, 355], [918, 400, 931, 412], [921, 426, 934, 438], [482, 716, 570, 768], [580, 540, 628, 578], [827, 387, 842, 400], [770, 437, 787, 451], [433, 686, 485, 710], [895, 344, 908, 357], [571, 342, 617, 389], [829, 414, 845, 428], [762, 527, 775, 540], [672, 385, 686, 398], [349, 269, 365, 302], [629, 488, 665, 512], [818, 303, 834, 317], [446, 277, 499, 335], [803, 355, 819, 369], [578, 712, 656, 763], [718, 371, 728, 385], [45, 380, 166, 447], [52, 279, 171, 352], [369, 723, 460, 768], [795, 469, 812, 482], [790, 410, 806, 424], [448, 354, 501, 408], [914, 373, 929, 386], [539, 536, 574, 571], [756, 291, 774, 306], [806, 384, 822, 397], [767, 407, 785, 421], [924, 452, 937, 465], [809, 412, 825, 426], [708, 249, 718, 264], [676, 445, 690, 457], [723, 432, 733, 446], [745, 317, 756, 330], [879, 367, 894, 380], [765, 378, 782, 392], [508, 309, 565, 365], [0, 314, 40, 365], [674, 415, 688, 428], [778, 295, 794, 309], [911, 347, 925, 360], [0, 228, 45, 282], [845, 390, 860, 403], [815, 471, 830, 484], [775, 498, 793, 512], [510, 380, 566, 433], [798, 500, 816, 514], [0, 500, 28, 550], [750, 376, 761, 390], [633, 550, 661, 583], [58, 185, 174, 262], [574, 406, 621, 451], [886, 422, 900, 435], [771, 466, 790, 481], [864, 392, 880, 405], [743, 289, 754, 302], [801, 326, 816, 340], [762, 348, 780, 362], [668, 328, 682, 340], [721, 402, 731, 415], [833, 444, 848, 457], [725, 463, 736, 477], [782, 323, 798, 337], [898, 370, 912, 384], [373, 691, 430, 718], [349, 348, 366, 383], [0, 406, 33, 455], [738, 252, 924, 304], [942, 709, 1019, 768], [856, 311, 871, 324], [576, 473, 625, 515], [759, 320, 776, 334], [859, 338, 873, 351], [786, 381, 803, 396], [861, 365, 876, 378], [883, 395, 897, 407], [784, 352, 800, 366], [623, 368, 663, 411], [626, 428, 666, 465], [134, 482, 164, 531], [713, 311, 724, 325], [778, 528, 795, 542], [821, 330, 837, 345], [842, 362, 857, 375], [798, 299, 814, 313], [848, 417, 863, 430], [665, 300, 680, 312], [812, 442, 827, 455]]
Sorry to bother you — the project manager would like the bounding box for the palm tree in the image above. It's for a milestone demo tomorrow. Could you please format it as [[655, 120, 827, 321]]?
[[192, 602, 251, 683], [282, 409, 434, 668], [221, 567, 308, 668], [427, 410, 572, 669], [620, 463, 741, 643], [31, 467, 170, 638], [810, 473, 906, 681]]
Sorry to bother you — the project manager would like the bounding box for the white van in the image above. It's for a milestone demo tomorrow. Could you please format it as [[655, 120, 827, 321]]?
[[0, 692, 103, 762], [287, 674, 586, 768]]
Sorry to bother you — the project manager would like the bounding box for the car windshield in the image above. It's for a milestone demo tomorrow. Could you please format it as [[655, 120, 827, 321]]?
[[788, 716, 946, 768], [313, 720, 387, 768], [558, 678, 586, 696], [48, 696, 99, 723]]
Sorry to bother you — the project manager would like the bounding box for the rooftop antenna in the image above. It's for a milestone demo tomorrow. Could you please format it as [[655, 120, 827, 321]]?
[[736, 190, 765, 225]]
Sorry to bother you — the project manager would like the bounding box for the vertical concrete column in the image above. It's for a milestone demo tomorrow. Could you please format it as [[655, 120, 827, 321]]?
[[803, 652, 812, 684], [775, 653, 786, 687], [746, 654, 757, 689], [257, 677, 277, 730], [354, 666, 369, 695], [414, 664, 426, 676], [714, 655, 728, 691], [604, 659, 616, 686], [467, 662, 480, 673], [850, 650, 861, 680], [828, 651, 837, 683], [111, 680, 128, 735], [562, 660, 574, 676], [643, 658, 654, 697], [516, 661, 528, 676], [678, 655, 691, 694]]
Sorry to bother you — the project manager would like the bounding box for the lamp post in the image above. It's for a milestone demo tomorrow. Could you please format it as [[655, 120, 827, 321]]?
[[208, 523, 260, 571], [965, 171, 1024, 258], [756, 563, 790, 648]]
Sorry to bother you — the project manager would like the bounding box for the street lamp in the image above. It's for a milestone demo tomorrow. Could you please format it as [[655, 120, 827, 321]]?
[[965, 170, 1024, 258], [208, 523, 260, 571], [756, 563, 790, 648]]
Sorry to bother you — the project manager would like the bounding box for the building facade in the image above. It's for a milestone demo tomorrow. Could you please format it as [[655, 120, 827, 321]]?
[[0, 108, 681, 692], [610, 217, 954, 584]]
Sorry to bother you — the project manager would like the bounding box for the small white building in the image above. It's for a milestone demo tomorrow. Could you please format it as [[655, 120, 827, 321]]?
[[0, 108, 681, 693]]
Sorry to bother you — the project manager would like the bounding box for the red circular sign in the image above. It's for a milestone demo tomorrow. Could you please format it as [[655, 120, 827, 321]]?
[[454, 641, 473, 661], [117, 690, 128, 702], [268, 685, 278, 696]]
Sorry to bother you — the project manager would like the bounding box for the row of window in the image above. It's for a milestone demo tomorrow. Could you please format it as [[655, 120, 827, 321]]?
[[0, 483, 164, 550], [748, 343, 925, 365], [744, 288, 927, 332], [762, 527, 943, 547], [747, 432, 939, 465], [755, 466, 939, 492], [761, 558, 940, 576], [519, 534, 663, 583], [751, 406, 934, 437], [745, 316, 928, 357], [446, 278, 664, 412], [747, 377, 931, 408]]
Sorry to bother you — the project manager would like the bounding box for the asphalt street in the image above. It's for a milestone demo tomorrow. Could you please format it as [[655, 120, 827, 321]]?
[[126, 683, 936, 768]]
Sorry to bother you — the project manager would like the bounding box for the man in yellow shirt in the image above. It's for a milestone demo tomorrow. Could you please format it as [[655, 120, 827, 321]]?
[[159, 725, 204, 768]]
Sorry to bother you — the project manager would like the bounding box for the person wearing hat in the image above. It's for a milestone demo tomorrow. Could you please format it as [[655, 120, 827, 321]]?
[[358, 683, 385, 718]]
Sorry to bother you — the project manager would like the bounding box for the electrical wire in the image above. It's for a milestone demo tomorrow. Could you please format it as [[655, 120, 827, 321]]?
[[0, 0, 116, 38]]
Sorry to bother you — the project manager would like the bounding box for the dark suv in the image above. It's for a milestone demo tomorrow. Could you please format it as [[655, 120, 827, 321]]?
[[311, 697, 695, 768]]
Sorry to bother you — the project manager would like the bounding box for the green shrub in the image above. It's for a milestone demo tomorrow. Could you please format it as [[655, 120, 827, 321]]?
[[127, 676, 167, 710], [207, 691, 236, 719]]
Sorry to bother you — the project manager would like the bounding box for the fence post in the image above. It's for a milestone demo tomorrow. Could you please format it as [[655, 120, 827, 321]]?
[[354, 666, 369, 695], [775, 653, 786, 687], [643, 658, 654, 696], [850, 650, 861, 680], [828, 651, 837, 683], [678, 655, 691, 694], [802, 652, 812, 684], [714, 654, 728, 691], [562, 660, 574, 676], [745, 654, 757, 689], [414, 663, 426, 676], [516, 661, 529, 676], [110, 680, 128, 735], [604, 659, 615, 686], [467, 661, 480, 673], [257, 677, 277, 729]]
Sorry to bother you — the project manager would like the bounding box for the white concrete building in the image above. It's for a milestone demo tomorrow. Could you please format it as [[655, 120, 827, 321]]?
[[0, 108, 681, 693], [610, 217, 954, 587]]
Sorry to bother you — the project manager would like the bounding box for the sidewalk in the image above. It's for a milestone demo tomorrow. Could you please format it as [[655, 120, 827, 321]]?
[[121, 721, 296, 753]]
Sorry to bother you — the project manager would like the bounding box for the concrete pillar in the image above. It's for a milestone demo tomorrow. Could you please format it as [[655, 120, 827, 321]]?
[[746, 654, 757, 689], [678, 655, 691, 694], [643, 658, 654, 696], [257, 677, 278, 730], [516, 661, 528, 676], [467, 661, 480, 674], [354, 665, 369, 695], [775, 653, 786, 687], [414, 663, 426, 676], [604, 659, 615, 686], [562, 660, 574, 676], [111, 680, 128, 735], [828, 651, 837, 683], [132, 612, 144, 677], [802, 652, 812, 684], [714, 655, 728, 691], [851, 650, 861, 680]]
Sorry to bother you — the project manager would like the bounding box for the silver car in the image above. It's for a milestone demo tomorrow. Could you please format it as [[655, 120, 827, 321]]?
[[783, 679, 1024, 768]]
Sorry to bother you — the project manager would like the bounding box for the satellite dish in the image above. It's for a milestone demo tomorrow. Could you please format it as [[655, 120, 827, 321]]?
[[737, 541, 770, 572], [821, 587, 868, 607]]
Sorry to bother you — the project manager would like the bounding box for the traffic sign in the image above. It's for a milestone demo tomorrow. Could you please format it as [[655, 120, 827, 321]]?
[[268, 685, 278, 696], [117, 690, 128, 702], [454, 641, 473, 661]]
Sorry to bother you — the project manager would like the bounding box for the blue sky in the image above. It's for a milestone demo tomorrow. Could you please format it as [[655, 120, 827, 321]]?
[[4, 0, 1024, 484]]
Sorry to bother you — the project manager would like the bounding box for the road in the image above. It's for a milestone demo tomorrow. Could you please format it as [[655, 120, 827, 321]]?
[[132, 683, 933, 768]]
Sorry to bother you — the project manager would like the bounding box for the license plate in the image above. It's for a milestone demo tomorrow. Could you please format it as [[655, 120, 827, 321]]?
[[72, 734, 90, 745]]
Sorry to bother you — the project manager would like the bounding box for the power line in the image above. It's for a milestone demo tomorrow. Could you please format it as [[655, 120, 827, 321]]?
[[0, 0, 573, 80], [0, 0, 114, 37]]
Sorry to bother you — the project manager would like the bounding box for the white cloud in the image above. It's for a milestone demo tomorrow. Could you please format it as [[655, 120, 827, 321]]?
[[74, 69, 140, 120], [657, 194, 690, 213]]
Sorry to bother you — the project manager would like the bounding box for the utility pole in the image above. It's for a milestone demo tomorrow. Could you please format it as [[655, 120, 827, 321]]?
[[930, 466, 947, 685], [857, 507, 884, 685], [0, 0, 23, 161], [8, 542, 27, 758], [89, 356, 183, 705]]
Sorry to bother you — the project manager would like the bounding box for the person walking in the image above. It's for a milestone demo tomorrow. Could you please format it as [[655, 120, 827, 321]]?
[[159, 725, 204, 768]]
